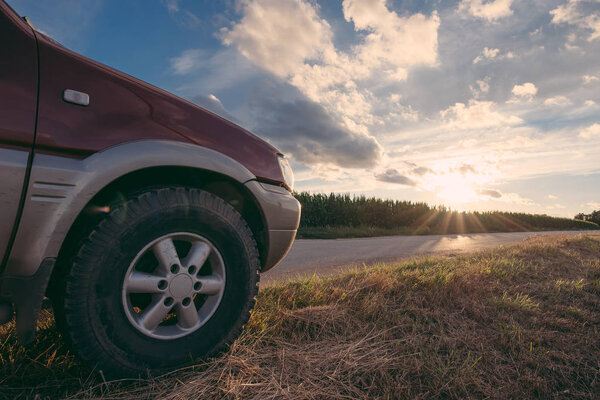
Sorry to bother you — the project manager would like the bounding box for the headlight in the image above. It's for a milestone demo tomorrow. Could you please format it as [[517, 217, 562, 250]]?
[[277, 155, 294, 191]]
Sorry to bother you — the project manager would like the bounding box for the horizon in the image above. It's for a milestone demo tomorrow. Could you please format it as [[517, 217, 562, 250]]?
[[8, 0, 600, 218]]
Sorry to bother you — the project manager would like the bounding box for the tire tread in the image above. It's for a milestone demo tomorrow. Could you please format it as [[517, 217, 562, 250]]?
[[54, 186, 260, 377]]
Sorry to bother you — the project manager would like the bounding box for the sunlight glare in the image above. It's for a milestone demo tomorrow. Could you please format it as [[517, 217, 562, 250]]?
[[433, 172, 479, 205]]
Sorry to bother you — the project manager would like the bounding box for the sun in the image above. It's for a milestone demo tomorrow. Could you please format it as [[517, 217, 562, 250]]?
[[433, 172, 480, 205]]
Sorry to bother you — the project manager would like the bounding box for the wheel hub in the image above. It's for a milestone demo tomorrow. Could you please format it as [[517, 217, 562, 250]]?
[[122, 232, 226, 340], [169, 274, 193, 298]]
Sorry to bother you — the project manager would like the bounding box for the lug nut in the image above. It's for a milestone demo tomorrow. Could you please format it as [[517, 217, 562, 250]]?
[[188, 265, 196, 274], [182, 297, 191, 306], [170, 264, 179, 274], [194, 282, 202, 291], [164, 297, 174, 307], [158, 280, 167, 290]]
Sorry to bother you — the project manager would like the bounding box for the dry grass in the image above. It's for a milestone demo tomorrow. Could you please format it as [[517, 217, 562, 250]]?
[[1, 234, 599, 399]]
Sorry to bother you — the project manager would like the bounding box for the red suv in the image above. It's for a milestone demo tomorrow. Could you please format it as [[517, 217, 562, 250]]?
[[0, 2, 300, 377]]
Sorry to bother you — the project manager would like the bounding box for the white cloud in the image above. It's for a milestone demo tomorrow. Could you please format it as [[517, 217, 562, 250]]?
[[583, 74, 600, 83], [170, 49, 205, 75], [586, 201, 600, 209], [544, 95, 572, 106], [220, 0, 333, 78], [470, 77, 491, 98], [550, 0, 600, 42], [481, 46, 499, 58], [459, 0, 514, 21], [548, 194, 559, 199], [441, 100, 522, 130], [473, 47, 514, 64], [477, 78, 491, 94], [512, 82, 538, 97], [292, 0, 440, 123], [222, 0, 439, 126], [342, 0, 440, 78], [551, 1, 579, 25], [473, 47, 498, 63], [579, 123, 600, 139], [509, 82, 538, 102]]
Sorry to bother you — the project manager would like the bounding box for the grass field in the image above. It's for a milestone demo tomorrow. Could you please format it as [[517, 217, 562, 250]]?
[[297, 224, 418, 239], [1, 234, 599, 399]]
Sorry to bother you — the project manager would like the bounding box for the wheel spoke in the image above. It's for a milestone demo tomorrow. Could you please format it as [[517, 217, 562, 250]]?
[[124, 232, 227, 339], [139, 297, 171, 331], [152, 238, 180, 273], [183, 242, 211, 270], [176, 303, 199, 329], [124, 272, 165, 293], [197, 275, 224, 295]]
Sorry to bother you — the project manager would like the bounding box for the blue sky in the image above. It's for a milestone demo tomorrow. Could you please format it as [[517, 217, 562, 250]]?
[[8, 0, 600, 217]]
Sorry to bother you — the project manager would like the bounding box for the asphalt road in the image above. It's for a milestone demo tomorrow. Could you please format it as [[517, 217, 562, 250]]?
[[262, 230, 594, 284]]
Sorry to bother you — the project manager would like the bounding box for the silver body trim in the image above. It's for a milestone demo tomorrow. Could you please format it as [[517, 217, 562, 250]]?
[[0, 149, 28, 260]]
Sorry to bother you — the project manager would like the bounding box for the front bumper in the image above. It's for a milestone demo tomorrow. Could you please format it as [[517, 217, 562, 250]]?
[[244, 181, 301, 272]]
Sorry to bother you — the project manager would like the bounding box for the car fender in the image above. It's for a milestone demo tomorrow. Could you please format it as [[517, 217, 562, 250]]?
[[4, 140, 257, 276]]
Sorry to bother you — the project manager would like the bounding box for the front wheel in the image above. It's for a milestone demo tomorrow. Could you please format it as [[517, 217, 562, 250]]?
[[54, 187, 260, 377]]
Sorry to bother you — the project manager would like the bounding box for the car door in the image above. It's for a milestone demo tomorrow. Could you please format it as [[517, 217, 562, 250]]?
[[0, 2, 38, 264]]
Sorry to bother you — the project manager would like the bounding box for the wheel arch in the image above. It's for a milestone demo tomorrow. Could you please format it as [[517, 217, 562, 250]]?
[[47, 165, 269, 298], [5, 140, 272, 280]]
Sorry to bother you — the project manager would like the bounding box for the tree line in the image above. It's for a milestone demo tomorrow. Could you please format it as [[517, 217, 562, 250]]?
[[294, 192, 599, 234]]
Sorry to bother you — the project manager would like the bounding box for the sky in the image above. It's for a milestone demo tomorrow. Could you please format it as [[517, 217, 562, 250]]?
[[7, 0, 600, 218]]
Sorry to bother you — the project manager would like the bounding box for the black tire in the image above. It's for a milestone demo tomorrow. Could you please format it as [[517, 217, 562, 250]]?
[[53, 187, 260, 378]]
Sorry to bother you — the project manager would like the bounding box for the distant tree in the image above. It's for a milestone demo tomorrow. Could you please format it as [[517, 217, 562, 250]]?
[[590, 210, 600, 225], [575, 210, 600, 225]]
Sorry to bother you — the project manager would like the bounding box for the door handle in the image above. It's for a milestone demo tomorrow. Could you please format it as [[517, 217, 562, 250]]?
[[63, 89, 90, 106]]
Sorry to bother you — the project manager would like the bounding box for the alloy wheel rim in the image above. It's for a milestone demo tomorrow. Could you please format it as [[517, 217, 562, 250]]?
[[121, 232, 226, 340]]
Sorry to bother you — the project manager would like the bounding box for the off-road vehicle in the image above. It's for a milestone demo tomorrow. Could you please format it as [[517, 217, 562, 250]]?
[[0, 1, 300, 377]]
